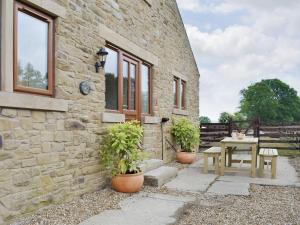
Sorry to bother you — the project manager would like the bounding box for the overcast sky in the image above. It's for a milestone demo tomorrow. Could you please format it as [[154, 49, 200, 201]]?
[[177, 0, 300, 122]]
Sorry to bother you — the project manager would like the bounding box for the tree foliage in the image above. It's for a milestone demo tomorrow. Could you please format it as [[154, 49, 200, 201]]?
[[240, 79, 300, 124], [199, 116, 211, 123], [218, 112, 233, 123]]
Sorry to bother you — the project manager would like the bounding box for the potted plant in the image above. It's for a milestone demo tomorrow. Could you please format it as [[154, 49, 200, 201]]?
[[100, 121, 146, 193], [171, 117, 199, 164]]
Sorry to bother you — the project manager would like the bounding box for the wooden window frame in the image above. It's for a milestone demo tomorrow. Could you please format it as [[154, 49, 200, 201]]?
[[105, 43, 153, 119], [174, 77, 179, 108], [13, 1, 54, 96], [181, 80, 186, 110], [174, 76, 187, 110], [141, 63, 152, 116]]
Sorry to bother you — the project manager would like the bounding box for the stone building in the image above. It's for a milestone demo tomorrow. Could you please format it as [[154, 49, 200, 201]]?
[[0, 0, 199, 223]]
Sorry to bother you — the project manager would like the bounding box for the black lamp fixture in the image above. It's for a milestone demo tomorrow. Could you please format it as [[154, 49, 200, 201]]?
[[95, 47, 108, 73]]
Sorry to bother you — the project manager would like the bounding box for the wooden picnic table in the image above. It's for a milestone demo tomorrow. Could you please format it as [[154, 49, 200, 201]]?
[[220, 137, 259, 177]]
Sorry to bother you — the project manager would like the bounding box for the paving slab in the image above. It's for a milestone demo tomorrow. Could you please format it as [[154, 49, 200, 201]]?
[[79, 192, 194, 225], [217, 157, 299, 186], [207, 181, 250, 196], [144, 166, 178, 187], [140, 159, 164, 173], [165, 167, 218, 193]]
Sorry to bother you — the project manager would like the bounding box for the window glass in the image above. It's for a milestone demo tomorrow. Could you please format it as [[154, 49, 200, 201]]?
[[105, 47, 118, 110], [141, 65, 149, 113], [122, 61, 129, 109], [130, 64, 136, 110], [17, 11, 48, 90], [173, 78, 178, 107], [180, 81, 184, 108], [181, 80, 185, 109]]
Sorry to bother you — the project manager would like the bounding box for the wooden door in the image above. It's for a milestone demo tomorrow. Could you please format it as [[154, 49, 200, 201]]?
[[121, 56, 140, 121]]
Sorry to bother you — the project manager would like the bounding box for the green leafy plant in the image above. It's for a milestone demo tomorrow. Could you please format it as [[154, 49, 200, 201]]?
[[100, 121, 146, 176], [171, 118, 199, 152]]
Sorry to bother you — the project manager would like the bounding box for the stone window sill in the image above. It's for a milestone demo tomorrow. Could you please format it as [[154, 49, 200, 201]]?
[[102, 112, 125, 123], [172, 108, 189, 116], [142, 115, 160, 124], [0, 92, 68, 112]]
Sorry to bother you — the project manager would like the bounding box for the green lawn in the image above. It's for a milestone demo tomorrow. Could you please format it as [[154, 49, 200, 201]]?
[[278, 149, 300, 156]]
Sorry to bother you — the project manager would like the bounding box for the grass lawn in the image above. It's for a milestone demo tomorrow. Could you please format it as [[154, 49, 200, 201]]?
[[278, 149, 300, 156]]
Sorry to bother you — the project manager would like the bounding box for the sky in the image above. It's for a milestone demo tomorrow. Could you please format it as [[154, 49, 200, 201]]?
[[176, 0, 300, 122]]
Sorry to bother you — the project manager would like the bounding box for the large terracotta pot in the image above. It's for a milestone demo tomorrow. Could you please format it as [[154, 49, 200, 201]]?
[[111, 172, 144, 193], [176, 151, 196, 164]]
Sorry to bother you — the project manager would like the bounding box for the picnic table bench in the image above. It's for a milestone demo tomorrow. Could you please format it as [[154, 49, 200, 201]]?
[[259, 148, 278, 179]]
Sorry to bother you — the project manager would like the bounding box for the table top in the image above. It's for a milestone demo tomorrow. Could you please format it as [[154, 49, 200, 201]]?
[[221, 137, 258, 144]]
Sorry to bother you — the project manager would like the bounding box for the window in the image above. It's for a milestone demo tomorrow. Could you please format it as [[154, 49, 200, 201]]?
[[105, 47, 118, 110], [141, 64, 151, 114], [14, 1, 54, 96], [173, 77, 179, 108], [104, 45, 152, 119], [173, 76, 187, 110]]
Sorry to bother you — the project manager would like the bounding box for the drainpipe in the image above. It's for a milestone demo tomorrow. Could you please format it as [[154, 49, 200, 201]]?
[[161, 117, 169, 160]]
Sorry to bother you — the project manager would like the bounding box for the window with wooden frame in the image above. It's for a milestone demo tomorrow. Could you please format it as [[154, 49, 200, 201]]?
[[13, 1, 54, 96], [173, 77, 179, 108], [104, 44, 152, 120], [173, 76, 187, 110]]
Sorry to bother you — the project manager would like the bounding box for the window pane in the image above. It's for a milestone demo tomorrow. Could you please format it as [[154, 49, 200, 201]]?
[[17, 11, 48, 90], [141, 65, 149, 113], [181, 81, 186, 109], [130, 64, 136, 110], [173, 79, 178, 106], [105, 48, 118, 110], [122, 61, 129, 109]]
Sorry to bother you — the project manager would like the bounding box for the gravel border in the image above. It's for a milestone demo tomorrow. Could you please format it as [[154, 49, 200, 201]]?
[[172, 185, 300, 225], [11, 189, 131, 225]]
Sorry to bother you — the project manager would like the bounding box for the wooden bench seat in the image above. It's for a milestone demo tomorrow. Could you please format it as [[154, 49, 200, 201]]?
[[203, 147, 221, 174], [259, 148, 278, 179]]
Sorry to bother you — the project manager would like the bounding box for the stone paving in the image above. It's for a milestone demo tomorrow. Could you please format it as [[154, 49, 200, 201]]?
[[79, 193, 194, 225], [179, 154, 299, 196], [79, 155, 299, 225]]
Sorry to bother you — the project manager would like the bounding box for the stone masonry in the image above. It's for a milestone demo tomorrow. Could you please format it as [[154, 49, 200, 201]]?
[[0, 0, 199, 223]]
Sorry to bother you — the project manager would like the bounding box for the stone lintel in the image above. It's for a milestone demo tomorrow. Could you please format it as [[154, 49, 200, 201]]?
[[22, 0, 67, 18], [99, 24, 159, 65], [172, 70, 188, 81]]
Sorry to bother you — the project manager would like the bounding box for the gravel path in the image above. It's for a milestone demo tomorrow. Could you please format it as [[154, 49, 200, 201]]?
[[12, 189, 131, 225], [173, 185, 300, 225]]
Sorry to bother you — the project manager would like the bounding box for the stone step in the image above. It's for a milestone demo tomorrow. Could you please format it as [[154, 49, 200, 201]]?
[[140, 159, 164, 173], [144, 166, 178, 187]]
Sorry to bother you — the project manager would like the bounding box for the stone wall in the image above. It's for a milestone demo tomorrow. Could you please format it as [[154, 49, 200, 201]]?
[[0, 0, 199, 223]]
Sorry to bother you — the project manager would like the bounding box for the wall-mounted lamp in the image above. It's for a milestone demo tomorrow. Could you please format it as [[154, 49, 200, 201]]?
[[95, 47, 108, 73]]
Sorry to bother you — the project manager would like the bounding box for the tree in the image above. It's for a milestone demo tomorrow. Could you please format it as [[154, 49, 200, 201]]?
[[240, 79, 300, 124], [199, 116, 211, 123], [232, 112, 246, 121], [218, 112, 233, 123], [18, 62, 47, 89]]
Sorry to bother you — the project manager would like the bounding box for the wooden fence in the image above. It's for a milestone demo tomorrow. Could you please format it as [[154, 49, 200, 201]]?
[[200, 120, 300, 151]]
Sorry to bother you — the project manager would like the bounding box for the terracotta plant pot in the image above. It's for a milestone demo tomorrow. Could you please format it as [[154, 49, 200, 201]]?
[[176, 151, 196, 164], [111, 172, 144, 193]]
